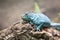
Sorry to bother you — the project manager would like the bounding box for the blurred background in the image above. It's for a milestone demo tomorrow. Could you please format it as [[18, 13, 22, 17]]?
[[0, 0, 60, 30]]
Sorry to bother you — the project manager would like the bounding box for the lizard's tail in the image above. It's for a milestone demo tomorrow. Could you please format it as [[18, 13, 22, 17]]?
[[51, 22, 60, 30]]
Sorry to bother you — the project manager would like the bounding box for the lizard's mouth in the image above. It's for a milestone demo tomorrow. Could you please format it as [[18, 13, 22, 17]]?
[[22, 15, 27, 20], [22, 14, 32, 21]]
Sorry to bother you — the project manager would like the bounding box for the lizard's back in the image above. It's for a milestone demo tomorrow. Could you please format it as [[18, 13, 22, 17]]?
[[29, 12, 51, 25]]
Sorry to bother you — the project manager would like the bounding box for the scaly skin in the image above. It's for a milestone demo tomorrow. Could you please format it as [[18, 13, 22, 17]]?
[[22, 12, 60, 31]]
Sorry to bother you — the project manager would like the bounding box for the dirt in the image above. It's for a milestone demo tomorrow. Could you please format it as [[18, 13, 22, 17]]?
[[0, 20, 60, 40]]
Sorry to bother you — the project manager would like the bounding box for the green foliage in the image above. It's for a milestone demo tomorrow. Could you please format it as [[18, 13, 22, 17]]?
[[53, 13, 60, 22]]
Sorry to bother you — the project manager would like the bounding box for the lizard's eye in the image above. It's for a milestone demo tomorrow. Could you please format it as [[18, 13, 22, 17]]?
[[25, 14, 27, 15]]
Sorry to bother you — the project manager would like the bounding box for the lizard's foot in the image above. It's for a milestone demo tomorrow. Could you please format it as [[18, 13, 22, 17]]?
[[34, 28, 41, 32], [37, 29, 40, 31]]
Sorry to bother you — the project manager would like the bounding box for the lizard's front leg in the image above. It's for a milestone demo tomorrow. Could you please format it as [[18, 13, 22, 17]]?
[[29, 21, 34, 25], [36, 23, 44, 31]]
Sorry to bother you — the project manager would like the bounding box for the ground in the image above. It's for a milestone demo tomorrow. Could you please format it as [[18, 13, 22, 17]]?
[[0, 20, 60, 40]]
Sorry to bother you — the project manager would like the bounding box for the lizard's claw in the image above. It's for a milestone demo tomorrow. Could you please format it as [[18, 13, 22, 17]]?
[[34, 27, 41, 31], [36, 28, 41, 31]]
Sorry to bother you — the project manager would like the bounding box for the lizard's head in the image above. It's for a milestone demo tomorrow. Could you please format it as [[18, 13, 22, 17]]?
[[22, 12, 33, 21]]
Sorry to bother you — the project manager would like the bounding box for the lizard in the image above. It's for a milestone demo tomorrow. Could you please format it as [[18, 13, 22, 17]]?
[[22, 12, 60, 31], [22, 1, 60, 31]]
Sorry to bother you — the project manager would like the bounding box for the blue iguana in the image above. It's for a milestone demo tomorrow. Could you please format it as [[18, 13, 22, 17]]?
[[22, 2, 60, 31]]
